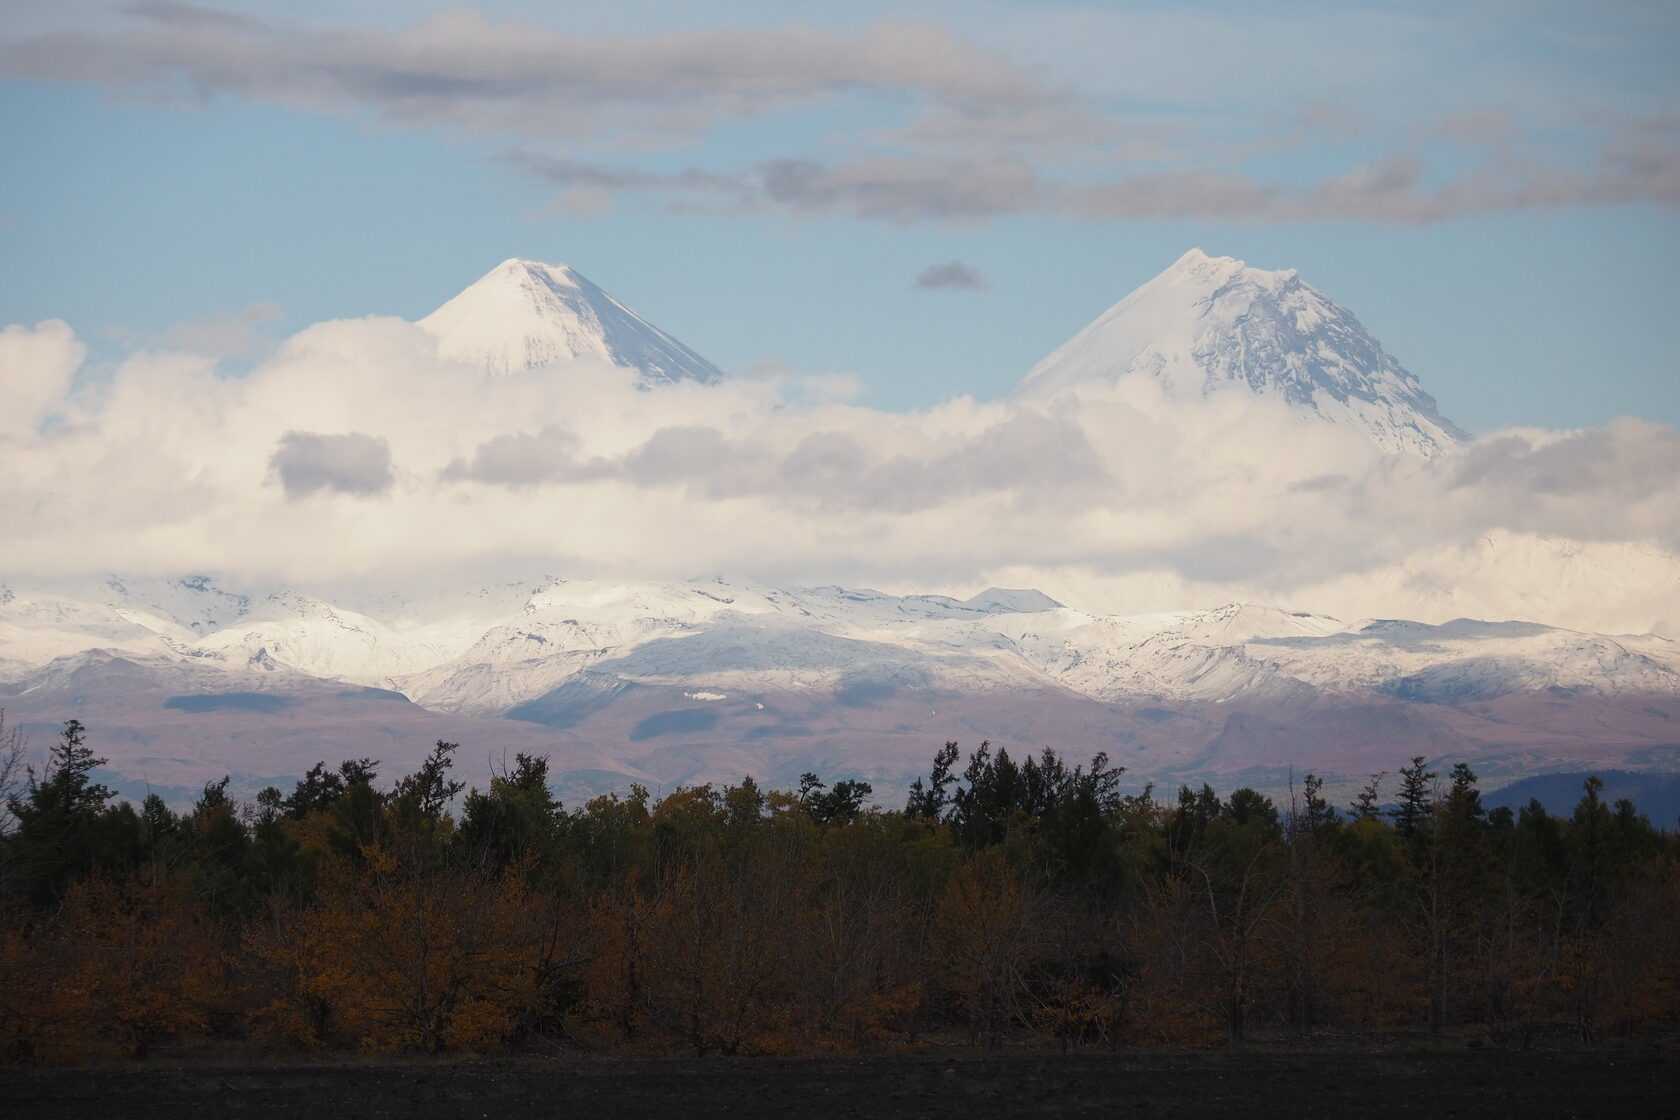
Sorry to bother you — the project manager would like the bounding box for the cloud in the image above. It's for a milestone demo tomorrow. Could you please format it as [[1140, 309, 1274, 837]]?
[[120, 1, 267, 32], [505, 151, 1044, 223], [163, 300, 283, 358], [5, 8, 1675, 228], [500, 152, 743, 195], [270, 431, 394, 498], [1433, 107, 1519, 149], [1057, 148, 1680, 224], [0, 10, 1053, 143], [435, 409, 1104, 515], [1447, 422, 1680, 497], [0, 313, 1675, 635], [758, 156, 1039, 223], [1425, 419, 1680, 542], [440, 425, 586, 488], [1294, 98, 1370, 141], [500, 151, 748, 217], [0, 320, 85, 440], [507, 146, 1680, 227], [914, 261, 989, 291]]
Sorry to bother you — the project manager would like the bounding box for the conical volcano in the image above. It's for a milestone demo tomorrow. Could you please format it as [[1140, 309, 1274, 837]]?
[[417, 258, 725, 385], [1016, 249, 1467, 455]]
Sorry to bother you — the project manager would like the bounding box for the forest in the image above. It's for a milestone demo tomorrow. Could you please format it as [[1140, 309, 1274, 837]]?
[[1, 711, 1676, 1064]]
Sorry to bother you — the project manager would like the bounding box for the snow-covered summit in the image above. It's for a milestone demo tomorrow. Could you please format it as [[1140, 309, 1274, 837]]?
[[965, 588, 1062, 614], [1016, 249, 1468, 456], [417, 258, 725, 385]]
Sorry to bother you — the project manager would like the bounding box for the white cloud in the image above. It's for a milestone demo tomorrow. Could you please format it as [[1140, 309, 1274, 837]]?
[[0, 320, 86, 439], [0, 314, 1675, 635]]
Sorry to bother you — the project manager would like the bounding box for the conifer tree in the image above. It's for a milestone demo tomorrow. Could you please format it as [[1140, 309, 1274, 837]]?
[[1391, 757, 1435, 838]]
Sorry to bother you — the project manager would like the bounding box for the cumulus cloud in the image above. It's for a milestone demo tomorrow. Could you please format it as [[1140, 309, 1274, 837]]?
[[1448, 421, 1680, 498], [0, 312, 1675, 634], [270, 431, 394, 498], [914, 261, 989, 291], [432, 409, 1103, 515], [440, 425, 596, 489], [0, 320, 85, 439]]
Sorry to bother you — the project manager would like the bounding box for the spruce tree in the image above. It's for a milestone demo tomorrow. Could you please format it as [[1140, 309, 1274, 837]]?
[[1391, 756, 1435, 838]]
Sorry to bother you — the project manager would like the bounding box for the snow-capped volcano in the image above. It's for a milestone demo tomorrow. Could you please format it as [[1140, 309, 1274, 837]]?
[[418, 258, 725, 384], [1017, 249, 1468, 456]]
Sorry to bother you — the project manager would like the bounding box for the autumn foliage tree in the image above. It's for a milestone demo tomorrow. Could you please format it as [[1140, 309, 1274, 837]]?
[[1, 725, 1678, 1064]]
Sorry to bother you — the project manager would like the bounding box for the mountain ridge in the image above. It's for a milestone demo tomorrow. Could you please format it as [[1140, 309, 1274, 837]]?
[[3, 572, 1677, 805]]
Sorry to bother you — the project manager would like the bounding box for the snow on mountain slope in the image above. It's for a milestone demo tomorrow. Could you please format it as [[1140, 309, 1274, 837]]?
[[965, 588, 1063, 613], [0, 577, 499, 687], [190, 592, 480, 686], [417, 258, 725, 384], [986, 604, 1680, 705], [984, 602, 1353, 704], [1265, 619, 1680, 700], [402, 579, 761, 714], [397, 578, 1680, 720], [8, 574, 1679, 714], [96, 575, 253, 638], [1016, 249, 1467, 456], [5, 573, 1680, 803], [0, 576, 252, 665], [401, 577, 1027, 715]]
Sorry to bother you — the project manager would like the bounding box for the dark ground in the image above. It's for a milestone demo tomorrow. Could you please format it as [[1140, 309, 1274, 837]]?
[[6, 1046, 1677, 1119]]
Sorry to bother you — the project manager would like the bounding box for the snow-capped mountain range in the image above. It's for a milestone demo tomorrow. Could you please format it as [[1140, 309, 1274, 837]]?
[[3, 571, 1677, 804], [2, 250, 1675, 804], [6, 575, 1677, 709]]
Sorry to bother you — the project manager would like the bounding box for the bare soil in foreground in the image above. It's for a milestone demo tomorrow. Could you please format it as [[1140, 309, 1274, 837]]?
[[6, 1045, 1676, 1119]]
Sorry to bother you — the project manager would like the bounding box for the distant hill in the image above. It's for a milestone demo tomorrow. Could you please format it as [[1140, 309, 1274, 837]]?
[[1485, 770, 1680, 830]]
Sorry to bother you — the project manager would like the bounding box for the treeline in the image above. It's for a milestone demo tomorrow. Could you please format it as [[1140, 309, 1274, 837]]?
[[1, 714, 1677, 1063]]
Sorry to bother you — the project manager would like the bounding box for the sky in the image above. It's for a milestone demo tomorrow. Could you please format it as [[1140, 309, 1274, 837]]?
[[1, 1, 1678, 635], [1, 0, 1677, 428]]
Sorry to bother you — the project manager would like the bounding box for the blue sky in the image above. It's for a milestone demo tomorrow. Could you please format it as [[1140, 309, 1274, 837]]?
[[2, 0, 1677, 429]]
